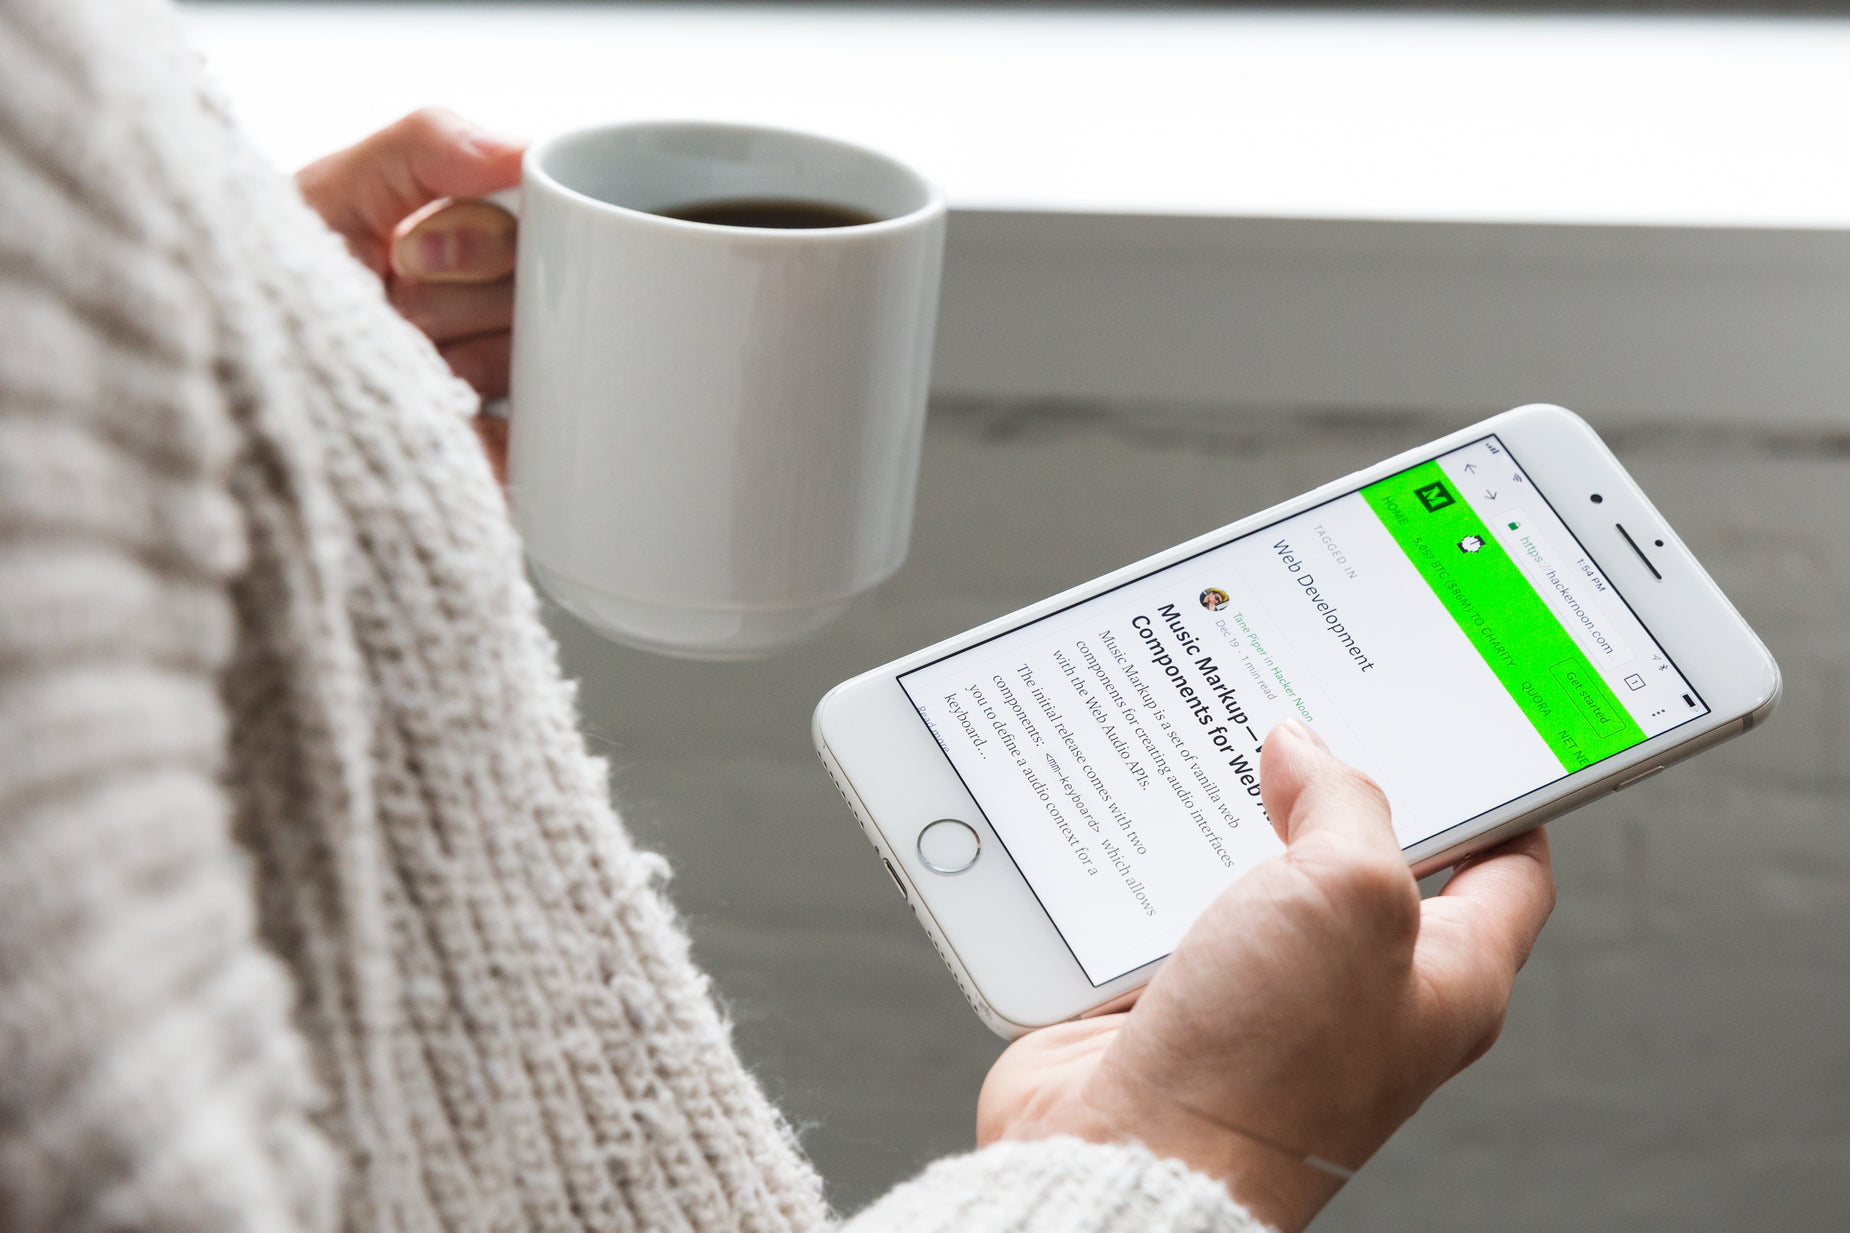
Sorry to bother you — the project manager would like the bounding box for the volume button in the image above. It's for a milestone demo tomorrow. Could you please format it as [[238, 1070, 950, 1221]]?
[[881, 858, 909, 902], [1614, 764, 1666, 791]]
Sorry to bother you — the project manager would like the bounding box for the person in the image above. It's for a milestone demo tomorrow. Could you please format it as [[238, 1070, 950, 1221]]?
[[0, 2, 1554, 1231]]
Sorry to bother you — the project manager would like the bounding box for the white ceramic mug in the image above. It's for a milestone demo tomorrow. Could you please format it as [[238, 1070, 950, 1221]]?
[[503, 121, 946, 659]]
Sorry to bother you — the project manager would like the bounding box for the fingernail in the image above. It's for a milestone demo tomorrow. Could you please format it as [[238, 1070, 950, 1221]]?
[[463, 126, 523, 156], [396, 205, 517, 281], [1279, 719, 1329, 753], [416, 228, 456, 275]]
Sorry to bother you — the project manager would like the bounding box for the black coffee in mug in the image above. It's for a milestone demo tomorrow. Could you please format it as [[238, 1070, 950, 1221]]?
[[655, 198, 882, 229]]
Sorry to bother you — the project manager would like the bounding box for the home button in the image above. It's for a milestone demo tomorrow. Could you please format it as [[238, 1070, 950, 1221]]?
[[918, 819, 981, 874]]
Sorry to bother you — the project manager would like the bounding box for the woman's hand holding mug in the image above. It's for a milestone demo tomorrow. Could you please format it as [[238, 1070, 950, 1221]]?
[[296, 108, 524, 480], [299, 109, 945, 660]]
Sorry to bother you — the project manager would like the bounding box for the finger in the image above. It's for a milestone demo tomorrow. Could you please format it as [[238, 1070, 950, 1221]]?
[[298, 108, 523, 273], [393, 200, 519, 284], [1078, 988, 1145, 1019], [1432, 826, 1556, 977], [390, 274, 514, 342], [439, 332, 511, 399], [1258, 720, 1398, 856], [471, 414, 508, 489]]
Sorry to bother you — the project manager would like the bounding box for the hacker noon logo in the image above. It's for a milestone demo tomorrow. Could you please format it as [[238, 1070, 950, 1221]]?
[[1415, 481, 1456, 513]]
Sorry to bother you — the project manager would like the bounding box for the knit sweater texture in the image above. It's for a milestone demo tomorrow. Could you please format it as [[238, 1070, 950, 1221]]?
[[0, 2, 1266, 1231]]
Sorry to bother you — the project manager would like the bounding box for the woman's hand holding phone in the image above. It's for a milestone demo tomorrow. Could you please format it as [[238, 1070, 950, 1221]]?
[[976, 720, 1557, 1233]]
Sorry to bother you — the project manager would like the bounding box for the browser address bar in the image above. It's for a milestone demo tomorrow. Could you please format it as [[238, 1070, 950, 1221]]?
[[1492, 510, 1637, 670]]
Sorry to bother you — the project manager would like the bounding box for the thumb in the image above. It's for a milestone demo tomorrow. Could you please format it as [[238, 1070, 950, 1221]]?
[[1258, 720, 1399, 857], [297, 108, 524, 273], [392, 199, 519, 283]]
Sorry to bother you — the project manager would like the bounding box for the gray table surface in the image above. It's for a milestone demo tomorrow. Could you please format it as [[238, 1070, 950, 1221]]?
[[547, 398, 1850, 1230]]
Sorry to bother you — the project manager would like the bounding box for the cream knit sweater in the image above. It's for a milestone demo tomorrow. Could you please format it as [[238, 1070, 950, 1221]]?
[[0, 2, 1264, 1231]]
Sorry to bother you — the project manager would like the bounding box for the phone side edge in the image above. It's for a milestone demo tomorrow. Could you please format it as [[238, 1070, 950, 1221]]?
[[1410, 704, 1767, 879]]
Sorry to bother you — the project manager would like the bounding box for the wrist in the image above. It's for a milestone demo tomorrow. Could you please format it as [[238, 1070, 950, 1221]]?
[[1058, 1069, 1349, 1233], [1130, 1120, 1345, 1233]]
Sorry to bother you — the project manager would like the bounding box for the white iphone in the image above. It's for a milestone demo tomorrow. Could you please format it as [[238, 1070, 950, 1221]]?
[[813, 405, 1779, 1038]]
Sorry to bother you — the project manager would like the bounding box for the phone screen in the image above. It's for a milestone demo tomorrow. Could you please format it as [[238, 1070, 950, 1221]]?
[[898, 434, 1709, 985]]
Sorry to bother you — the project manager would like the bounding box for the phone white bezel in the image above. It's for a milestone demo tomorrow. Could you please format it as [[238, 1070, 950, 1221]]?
[[813, 405, 1781, 1038]]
